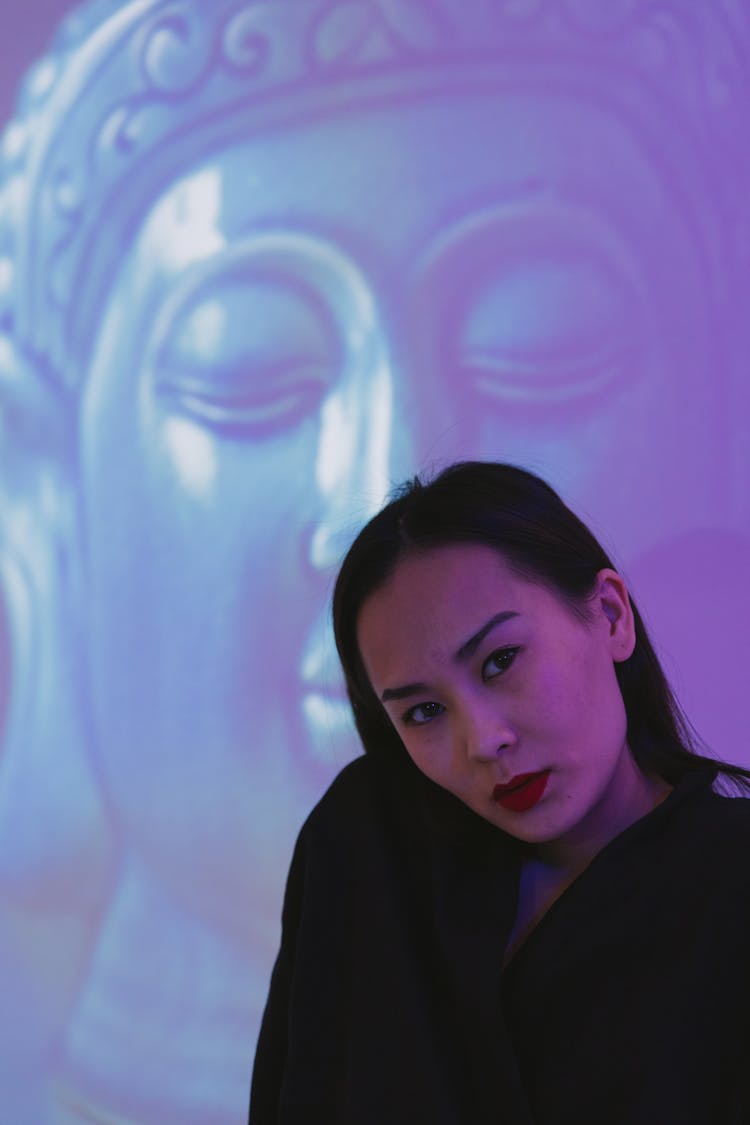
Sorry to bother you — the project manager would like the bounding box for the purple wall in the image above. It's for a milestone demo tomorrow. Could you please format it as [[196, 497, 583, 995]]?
[[1, 1, 748, 1121]]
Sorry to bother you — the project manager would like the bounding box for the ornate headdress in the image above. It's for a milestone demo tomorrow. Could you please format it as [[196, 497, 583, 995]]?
[[0, 0, 748, 392]]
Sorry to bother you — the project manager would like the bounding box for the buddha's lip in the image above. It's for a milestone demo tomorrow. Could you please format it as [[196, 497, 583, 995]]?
[[299, 625, 347, 700], [301, 681, 349, 702]]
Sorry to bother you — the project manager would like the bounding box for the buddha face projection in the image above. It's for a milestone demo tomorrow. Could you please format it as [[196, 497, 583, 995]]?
[[1, 0, 748, 1119], [78, 81, 725, 940]]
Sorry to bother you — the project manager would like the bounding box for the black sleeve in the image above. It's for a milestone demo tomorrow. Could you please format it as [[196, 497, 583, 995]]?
[[248, 829, 307, 1124]]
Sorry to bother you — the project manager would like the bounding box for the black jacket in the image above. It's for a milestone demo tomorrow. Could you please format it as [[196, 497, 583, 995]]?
[[249, 751, 750, 1124]]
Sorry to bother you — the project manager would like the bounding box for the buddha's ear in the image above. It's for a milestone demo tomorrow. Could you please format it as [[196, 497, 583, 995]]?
[[0, 332, 80, 749], [594, 568, 636, 662], [0, 556, 10, 745], [0, 328, 75, 441], [0, 331, 76, 540], [0, 331, 79, 641], [0, 336, 116, 906]]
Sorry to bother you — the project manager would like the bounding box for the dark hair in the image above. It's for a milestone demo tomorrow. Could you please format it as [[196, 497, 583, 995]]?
[[333, 460, 750, 794]]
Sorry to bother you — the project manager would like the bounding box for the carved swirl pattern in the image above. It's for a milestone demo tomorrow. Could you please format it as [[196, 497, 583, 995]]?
[[141, 9, 215, 94], [0, 0, 747, 379]]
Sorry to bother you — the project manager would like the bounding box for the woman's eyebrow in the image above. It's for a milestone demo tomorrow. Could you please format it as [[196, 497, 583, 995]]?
[[380, 611, 519, 702], [454, 611, 519, 662], [381, 681, 431, 703]]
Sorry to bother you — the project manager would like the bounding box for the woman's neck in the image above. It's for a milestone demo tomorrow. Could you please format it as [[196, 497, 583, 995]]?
[[532, 761, 673, 882]]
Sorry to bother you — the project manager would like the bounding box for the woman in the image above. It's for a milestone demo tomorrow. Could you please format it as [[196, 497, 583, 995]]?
[[250, 461, 750, 1124]]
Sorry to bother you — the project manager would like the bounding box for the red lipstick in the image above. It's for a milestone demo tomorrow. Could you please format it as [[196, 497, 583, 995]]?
[[493, 770, 551, 812]]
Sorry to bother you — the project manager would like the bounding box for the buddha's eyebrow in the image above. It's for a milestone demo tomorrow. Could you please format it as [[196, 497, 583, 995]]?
[[379, 611, 519, 703]]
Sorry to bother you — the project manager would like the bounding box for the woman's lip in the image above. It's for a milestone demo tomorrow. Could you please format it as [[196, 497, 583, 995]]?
[[494, 771, 544, 795], [493, 770, 551, 812]]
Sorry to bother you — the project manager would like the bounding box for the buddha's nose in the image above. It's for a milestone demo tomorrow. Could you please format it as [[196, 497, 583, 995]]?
[[307, 355, 408, 572]]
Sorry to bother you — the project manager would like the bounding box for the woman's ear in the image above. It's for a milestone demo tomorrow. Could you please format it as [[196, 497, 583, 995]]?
[[595, 568, 636, 661]]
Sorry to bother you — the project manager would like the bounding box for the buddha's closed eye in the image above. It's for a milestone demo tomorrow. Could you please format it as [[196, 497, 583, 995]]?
[[453, 252, 638, 410], [151, 271, 342, 438]]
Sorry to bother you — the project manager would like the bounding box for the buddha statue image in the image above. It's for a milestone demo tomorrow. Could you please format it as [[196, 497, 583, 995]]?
[[0, 0, 748, 1120]]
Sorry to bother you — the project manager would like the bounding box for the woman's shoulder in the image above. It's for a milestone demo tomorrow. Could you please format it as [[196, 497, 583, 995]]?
[[704, 781, 750, 837], [669, 769, 750, 872], [310, 750, 402, 806], [693, 766, 750, 815], [299, 751, 415, 843], [315, 751, 381, 802], [300, 748, 512, 866]]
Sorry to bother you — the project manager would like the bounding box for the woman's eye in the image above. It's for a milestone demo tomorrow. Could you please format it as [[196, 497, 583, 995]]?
[[482, 647, 519, 681], [403, 701, 444, 727]]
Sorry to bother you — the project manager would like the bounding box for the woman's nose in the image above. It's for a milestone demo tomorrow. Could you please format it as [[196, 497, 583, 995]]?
[[463, 699, 517, 763]]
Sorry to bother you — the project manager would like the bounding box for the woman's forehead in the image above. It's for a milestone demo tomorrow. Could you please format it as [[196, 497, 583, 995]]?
[[358, 545, 536, 653]]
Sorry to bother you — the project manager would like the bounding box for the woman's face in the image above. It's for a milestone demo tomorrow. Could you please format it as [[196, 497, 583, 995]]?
[[357, 543, 650, 860]]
